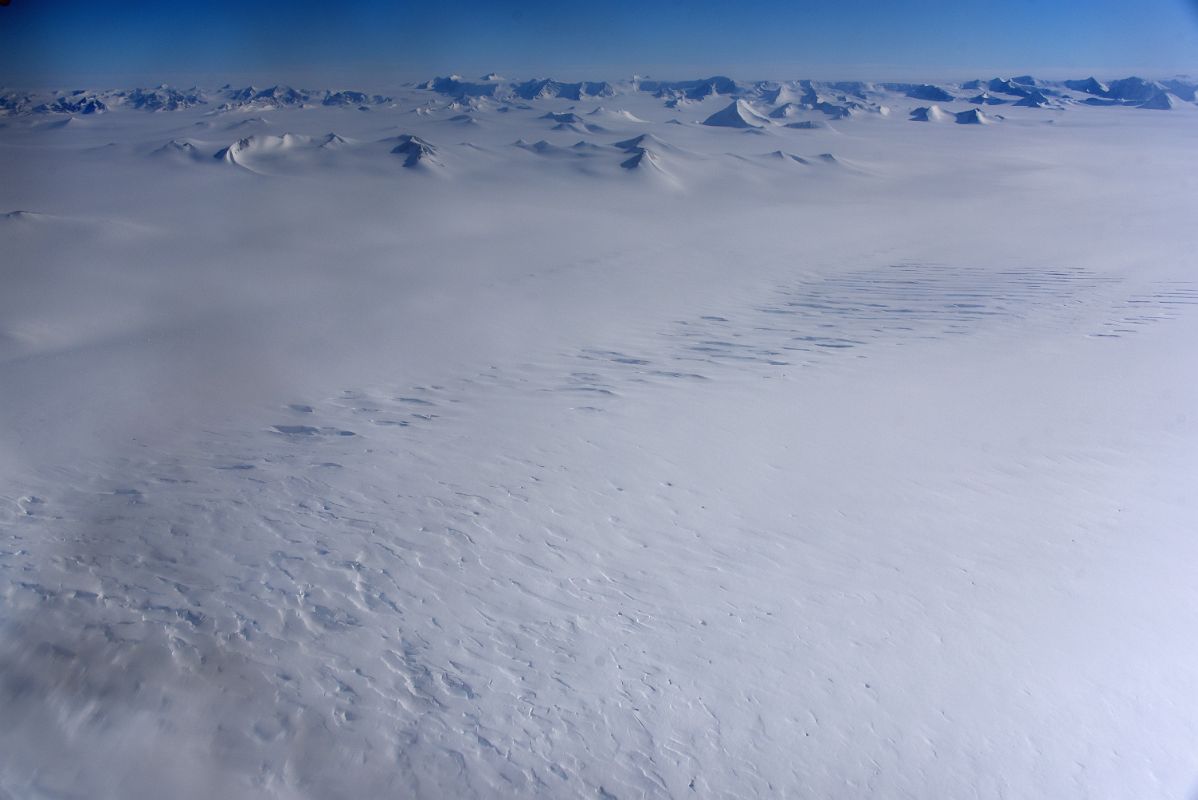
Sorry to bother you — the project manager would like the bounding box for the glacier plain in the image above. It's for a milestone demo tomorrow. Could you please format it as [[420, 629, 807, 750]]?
[[1, 75, 1197, 799]]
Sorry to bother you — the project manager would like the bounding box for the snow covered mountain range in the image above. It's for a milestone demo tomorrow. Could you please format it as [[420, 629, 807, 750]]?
[[2, 73, 1192, 186], [4, 72, 1191, 116]]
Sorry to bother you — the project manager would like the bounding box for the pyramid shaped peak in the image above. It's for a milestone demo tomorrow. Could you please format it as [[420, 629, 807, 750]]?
[[702, 99, 769, 128], [909, 105, 950, 122], [954, 108, 991, 124], [613, 132, 672, 151]]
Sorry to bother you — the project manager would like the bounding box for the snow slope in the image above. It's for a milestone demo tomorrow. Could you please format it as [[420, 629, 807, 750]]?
[[1, 75, 1197, 800]]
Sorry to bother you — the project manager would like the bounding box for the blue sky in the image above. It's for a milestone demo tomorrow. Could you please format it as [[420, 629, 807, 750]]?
[[2, 0, 1197, 85]]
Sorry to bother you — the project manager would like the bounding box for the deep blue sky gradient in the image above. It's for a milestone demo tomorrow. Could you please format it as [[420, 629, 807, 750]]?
[[2, 0, 1196, 86]]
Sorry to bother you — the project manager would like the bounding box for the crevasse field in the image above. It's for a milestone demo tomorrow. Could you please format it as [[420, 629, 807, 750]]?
[[1, 77, 1197, 799]]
